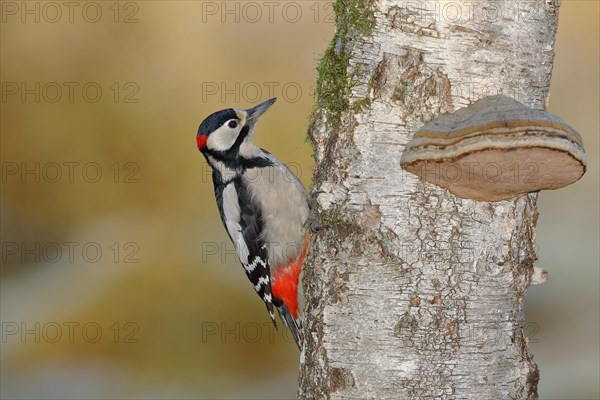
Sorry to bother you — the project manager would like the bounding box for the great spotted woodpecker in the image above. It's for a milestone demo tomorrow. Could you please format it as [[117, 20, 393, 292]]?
[[196, 98, 309, 348]]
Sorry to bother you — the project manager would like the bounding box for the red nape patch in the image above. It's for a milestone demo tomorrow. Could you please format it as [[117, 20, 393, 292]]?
[[196, 135, 208, 151], [271, 235, 309, 318]]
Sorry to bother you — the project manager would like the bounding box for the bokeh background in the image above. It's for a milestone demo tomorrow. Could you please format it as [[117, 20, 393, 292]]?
[[0, 1, 598, 399]]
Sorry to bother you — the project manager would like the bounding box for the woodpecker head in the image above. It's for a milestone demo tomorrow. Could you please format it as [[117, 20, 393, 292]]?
[[196, 98, 276, 154]]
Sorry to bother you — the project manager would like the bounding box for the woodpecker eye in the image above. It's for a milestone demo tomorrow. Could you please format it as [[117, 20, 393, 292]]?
[[228, 120, 238, 129]]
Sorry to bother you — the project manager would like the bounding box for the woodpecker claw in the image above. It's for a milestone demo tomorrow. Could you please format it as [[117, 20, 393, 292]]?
[[306, 191, 329, 233], [310, 222, 332, 233], [311, 190, 326, 199], [309, 190, 326, 210]]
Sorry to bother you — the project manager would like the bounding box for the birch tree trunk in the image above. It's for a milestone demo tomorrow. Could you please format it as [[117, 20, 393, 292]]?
[[299, 0, 560, 398]]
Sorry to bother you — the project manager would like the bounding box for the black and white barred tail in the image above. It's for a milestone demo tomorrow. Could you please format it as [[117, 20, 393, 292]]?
[[276, 303, 303, 349]]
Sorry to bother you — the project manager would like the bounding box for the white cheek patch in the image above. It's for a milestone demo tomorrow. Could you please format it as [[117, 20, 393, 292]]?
[[207, 126, 239, 151]]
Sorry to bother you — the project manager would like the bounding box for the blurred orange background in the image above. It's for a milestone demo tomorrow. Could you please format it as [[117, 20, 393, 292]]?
[[1, 1, 598, 399]]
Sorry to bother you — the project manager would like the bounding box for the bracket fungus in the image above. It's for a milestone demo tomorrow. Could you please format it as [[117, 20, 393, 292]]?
[[400, 96, 587, 201]]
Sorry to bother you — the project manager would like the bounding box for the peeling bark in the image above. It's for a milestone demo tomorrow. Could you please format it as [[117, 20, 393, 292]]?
[[300, 0, 559, 399]]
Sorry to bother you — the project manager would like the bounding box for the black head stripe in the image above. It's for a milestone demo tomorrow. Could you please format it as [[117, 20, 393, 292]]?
[[205, 125, 273, 175], [198, 109, 237, 136], [203, 125, 248, 165], [233, 125, 250, 148]]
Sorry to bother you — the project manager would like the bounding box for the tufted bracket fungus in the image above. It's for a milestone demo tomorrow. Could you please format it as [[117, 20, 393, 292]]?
[[400, 96, 587, 201]]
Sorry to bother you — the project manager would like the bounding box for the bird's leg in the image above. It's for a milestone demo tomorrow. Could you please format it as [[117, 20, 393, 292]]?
[[306, 191, 331, 233]]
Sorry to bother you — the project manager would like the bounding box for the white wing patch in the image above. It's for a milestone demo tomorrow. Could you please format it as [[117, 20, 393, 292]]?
[[219, 176, 276, 327], [221, 183, 250, 261]]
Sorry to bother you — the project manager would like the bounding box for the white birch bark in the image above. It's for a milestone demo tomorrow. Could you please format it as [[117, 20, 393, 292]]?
[[299, 0, 560, 398]]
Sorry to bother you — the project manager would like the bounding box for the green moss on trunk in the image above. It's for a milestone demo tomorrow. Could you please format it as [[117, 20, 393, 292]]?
[[313, 0, 376, 129]]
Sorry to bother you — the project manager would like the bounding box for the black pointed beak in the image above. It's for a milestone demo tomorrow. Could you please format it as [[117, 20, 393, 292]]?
[[246, 98, 276, 126]]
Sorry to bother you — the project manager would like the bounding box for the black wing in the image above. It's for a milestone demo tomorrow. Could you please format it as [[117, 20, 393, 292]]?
[[215, 177, 277, 327]]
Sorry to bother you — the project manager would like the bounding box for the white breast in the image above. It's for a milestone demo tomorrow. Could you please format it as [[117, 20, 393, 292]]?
[[244, 157, 309, 268]]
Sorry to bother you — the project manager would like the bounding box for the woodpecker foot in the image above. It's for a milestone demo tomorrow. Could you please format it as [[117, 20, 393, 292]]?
[[306, 191, 330, 233], [309, 190, 325, 209], [310, 222, 332, 233]]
